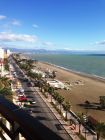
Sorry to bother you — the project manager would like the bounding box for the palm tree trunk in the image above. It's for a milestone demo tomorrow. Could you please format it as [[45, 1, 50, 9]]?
[[60, 104, 61, 113], [97, 133, 100, 140], [51, 95, 52, 103], [79, 123, 81, 134], [65, 111, 68, 120]]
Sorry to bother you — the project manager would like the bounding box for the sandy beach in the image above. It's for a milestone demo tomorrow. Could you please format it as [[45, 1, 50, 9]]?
[[35, 61, 105, 122]]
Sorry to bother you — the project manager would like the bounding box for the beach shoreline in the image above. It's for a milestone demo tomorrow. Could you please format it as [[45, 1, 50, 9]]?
[[40, 61, 105, 83], [25, 53, 105, 83]]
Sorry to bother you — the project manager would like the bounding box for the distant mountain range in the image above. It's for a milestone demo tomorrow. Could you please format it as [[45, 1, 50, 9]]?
[[2, 47, 105, 55]]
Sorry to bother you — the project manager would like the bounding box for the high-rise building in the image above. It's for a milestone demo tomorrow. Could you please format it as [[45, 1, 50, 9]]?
[[4, 49, 11, 59], [0, 48, 4, 60], [0, 48, 4, 76]]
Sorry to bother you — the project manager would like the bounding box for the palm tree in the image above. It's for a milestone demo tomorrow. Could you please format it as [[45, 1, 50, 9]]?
[[37, 73, 42, 80], [63, 101, 71, 120], [0, 80, 4, 89], [99, 96, 105, 108], [76, 113, 83, 135], [27, 59, 34, 66], [38, 80, 44, 92], [0, 76, 12, 101], [0, 77, 11, 88], [4, 58, 9, 71], [42, 82, 50, 97], [52, 71, 56, 79], [53, 92, 59, 105], [48, 86, 54, 102], [0, 87, 12, 96], [95, 122, 105, 140], [57, 95, 64, 113], [19, 63, 30, 71]]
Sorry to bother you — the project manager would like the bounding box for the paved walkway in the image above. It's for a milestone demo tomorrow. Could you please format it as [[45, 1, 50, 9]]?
[[35, 88, 97, 140], [35, 88, 79, 140]]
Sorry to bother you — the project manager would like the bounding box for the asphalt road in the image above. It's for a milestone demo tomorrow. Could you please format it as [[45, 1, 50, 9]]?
[[11, 58, 72, 140]]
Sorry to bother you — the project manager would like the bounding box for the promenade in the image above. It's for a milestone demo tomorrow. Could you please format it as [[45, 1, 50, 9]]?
[[35, 87, 97, 140]]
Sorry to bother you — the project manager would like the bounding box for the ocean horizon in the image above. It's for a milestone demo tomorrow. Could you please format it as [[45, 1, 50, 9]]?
[[25, 54, 105, 79]]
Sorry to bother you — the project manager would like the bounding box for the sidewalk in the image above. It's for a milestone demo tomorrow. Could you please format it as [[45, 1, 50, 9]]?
[[35, 88, 97, 140], [35, 88, 80, 140]]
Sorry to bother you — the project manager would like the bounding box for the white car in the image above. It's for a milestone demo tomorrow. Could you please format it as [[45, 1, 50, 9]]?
[[18, 93, 25, 97], [19, 88, 24, 93]]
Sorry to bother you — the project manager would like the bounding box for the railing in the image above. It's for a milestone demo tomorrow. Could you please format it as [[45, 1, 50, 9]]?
[[0, 96, 64, 140]]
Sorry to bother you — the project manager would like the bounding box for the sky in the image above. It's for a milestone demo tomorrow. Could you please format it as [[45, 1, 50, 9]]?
[[0, 0, 105, 51]]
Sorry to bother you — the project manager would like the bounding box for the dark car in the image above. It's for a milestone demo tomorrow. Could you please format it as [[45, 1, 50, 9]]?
[[27, 82, 33, 87], [23, 78, 29, 82]]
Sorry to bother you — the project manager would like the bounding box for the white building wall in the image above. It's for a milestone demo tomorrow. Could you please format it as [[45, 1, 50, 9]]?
[[7, 49, 11, 57], [0, 48, 4, 76], [0, 48, 4, 59]]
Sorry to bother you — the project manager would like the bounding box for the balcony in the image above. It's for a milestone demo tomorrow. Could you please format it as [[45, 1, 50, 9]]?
[[0, 96, 64, 140]]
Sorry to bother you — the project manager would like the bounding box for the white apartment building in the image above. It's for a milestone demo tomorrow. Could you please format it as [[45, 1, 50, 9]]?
[[0, 48, 11, 76], [0, 48, 4, 76], [0, 48, 4, 59]]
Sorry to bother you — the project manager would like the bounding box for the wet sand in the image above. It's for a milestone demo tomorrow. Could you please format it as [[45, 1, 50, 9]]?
[[35, 61, 105, 122]]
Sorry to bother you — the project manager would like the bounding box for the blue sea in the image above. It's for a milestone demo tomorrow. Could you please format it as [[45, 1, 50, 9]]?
[[25, 54, 105, 78]]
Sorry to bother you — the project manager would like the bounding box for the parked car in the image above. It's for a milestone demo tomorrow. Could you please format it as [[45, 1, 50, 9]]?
[[23, 78, 29, 82], [28, 99, 36, 104], [27, 82, 33, 87], [19, 88, 24, 93], [18, 96, 27, 102], [17, 93, 25, 97]]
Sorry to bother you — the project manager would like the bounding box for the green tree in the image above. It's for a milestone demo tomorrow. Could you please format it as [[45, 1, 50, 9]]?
[[63, 101, 71, 120], [19, 63, 30, 71], [4, 58, 9, 71], [26, 59, 34, 68], [48, 86, 54, 102], [53, 92, 59, 102], [37, 73, 42, 80], [57, 95, 64, 113], [0, 88, 12, 96], [99, 96, 105, 108], [76, 113, 83, 135], [95, 122, 105, 140], [52, 71, 56, 79], [38, 81, 44, 92], [42, 81, 49, 95], [0, 76, 12, 101], [0, 77, 11, 88]]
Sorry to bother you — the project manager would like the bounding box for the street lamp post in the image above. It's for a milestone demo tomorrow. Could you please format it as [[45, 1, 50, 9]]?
[[83, 114, 88, 139]]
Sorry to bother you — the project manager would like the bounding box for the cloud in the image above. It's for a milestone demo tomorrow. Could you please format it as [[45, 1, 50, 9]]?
[[43, 41, 53, 46], [11, 19, 21, 26], [95, 40, 105, 45], [63, 48, 72, 50], [0, 15, 6, 20], [32, 24, 39, 28], [0, 32, 38, 43], [1, 19, 21, 32]]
